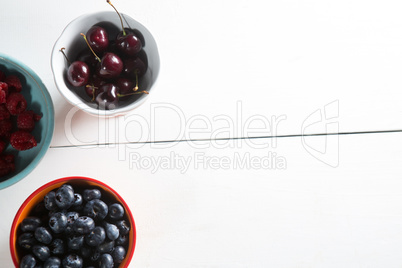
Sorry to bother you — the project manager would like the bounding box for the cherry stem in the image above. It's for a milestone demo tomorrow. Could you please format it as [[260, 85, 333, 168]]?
[[86, 84, 98, 101], [134, 70, 139, 91], [60, 47, 71, 65], [80, 33, 101, 63], [118, 90, 149, 97], [107, 0, 126, 36]]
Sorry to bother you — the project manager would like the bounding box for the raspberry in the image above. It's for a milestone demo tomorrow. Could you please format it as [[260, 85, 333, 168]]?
[[0, 119, 12, 139], [17, 110, 40, 132], [0, 140, 5, 154], [0, 89, 5, 104], [5, 75, 22, 92], [0, 104, 10, 120], [0, 82, 8, 103], [10, 131, 37, 151], [34, 113, 42, 122], [6, 92, 27, 115], [0, 154, 15, 177], [2, 153, 14, 164]]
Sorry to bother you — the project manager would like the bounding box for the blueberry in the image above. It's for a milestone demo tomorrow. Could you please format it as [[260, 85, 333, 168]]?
[[49, 239, 65, 255], [104, 222, 119, 241], [43, 256, 61, 268], [20, 254, 36, 268], [112, 245, 126, 264], [83, 188, 101, 201], [83, 199, 108, 221], [108, 203, 124, 220], [18, 232, 36, 250], [55, 184, 75, 209], [72, 193, 83, 208], [32, 244, 50, 262], [80, 245, 92, 259], [90, 249, 101, 262], [115, 234, 128, 246], [73, 216, 95, 234], [44, 191, 57, 211], [62, 254, 83, 268], [64, 226, 74, 236], [97, 240, 115, 254], [98, 253, 114, 268], [34, 227, 52, 245], [66, 211, 79, 225], [62, 184, 74, 191], [68, 235, 85, 250], [33, 202, 48, 218], [85, 226, 106, 247], [115, 219, 130, 236], [20, 217, 42, 232], [65, 211, 79, 235], [48, 212, 67, 234]]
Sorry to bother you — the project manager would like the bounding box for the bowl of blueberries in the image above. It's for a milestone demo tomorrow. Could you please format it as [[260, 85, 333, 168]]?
[[10, 176, 136, 267], [51, 0, 160, 117]]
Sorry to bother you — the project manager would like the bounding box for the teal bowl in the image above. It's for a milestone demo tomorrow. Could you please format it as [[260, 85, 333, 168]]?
[[0, 55, 54, 189]]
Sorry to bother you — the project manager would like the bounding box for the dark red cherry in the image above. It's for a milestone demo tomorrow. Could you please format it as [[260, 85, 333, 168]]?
[[86, 26, 109, 53], [122, 57, 147, 79], [115, 77, 134, 94], [77, 49, 99, 69], [90, 74, 106, 88], [95, 83, 120, 110], [97, 53, 123, 79], [85, 74, 106, 99], [116, 34, 142, 56], [117, 28, 145, 47], [85, 84, 97, 100], [67, 61, 90, 87], [94, 21, 121, 40]]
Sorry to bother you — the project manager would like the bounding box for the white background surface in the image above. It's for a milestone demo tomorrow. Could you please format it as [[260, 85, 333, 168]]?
[[1, 0, 402, 267]]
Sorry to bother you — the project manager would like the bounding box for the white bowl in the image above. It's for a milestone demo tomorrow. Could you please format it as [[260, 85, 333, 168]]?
[[51, 11, 160, 117]]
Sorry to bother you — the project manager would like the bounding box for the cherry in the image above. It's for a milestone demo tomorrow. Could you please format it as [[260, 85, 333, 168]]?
[[60, 48, 90, 87], [95, 83, 119, 110], [97, 52, 123, 79], [122, 56, 147, 78], [85, 74, 106, 99], [81, 33, 123, 80], [86, 26, 109, 53], [90, 74, 106, 88], [85, 85, 97, 100], [116, 34, 142, 56], [107, 0, 142, 56], [67, 61, 90, 87], [77, 49, 99, 69], [118, 28, 145, 47], [115, 77, 134, 94]]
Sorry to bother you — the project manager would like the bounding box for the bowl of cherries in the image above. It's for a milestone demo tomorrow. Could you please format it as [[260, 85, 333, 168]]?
[[51, 1, 160, 117], [10, 176, 136, 267]]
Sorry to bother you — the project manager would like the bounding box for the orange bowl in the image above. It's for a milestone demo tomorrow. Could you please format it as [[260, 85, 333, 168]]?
[[10, 176, 136, 267]]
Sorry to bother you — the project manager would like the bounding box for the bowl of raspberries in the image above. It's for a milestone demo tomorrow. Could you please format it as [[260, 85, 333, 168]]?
[[51, 0, 160, 117], [0, 54, 54, 189], [10, 176, 136, 267]]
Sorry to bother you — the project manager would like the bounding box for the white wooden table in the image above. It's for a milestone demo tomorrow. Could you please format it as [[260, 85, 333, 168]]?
[[1, 0, 402, 267]]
